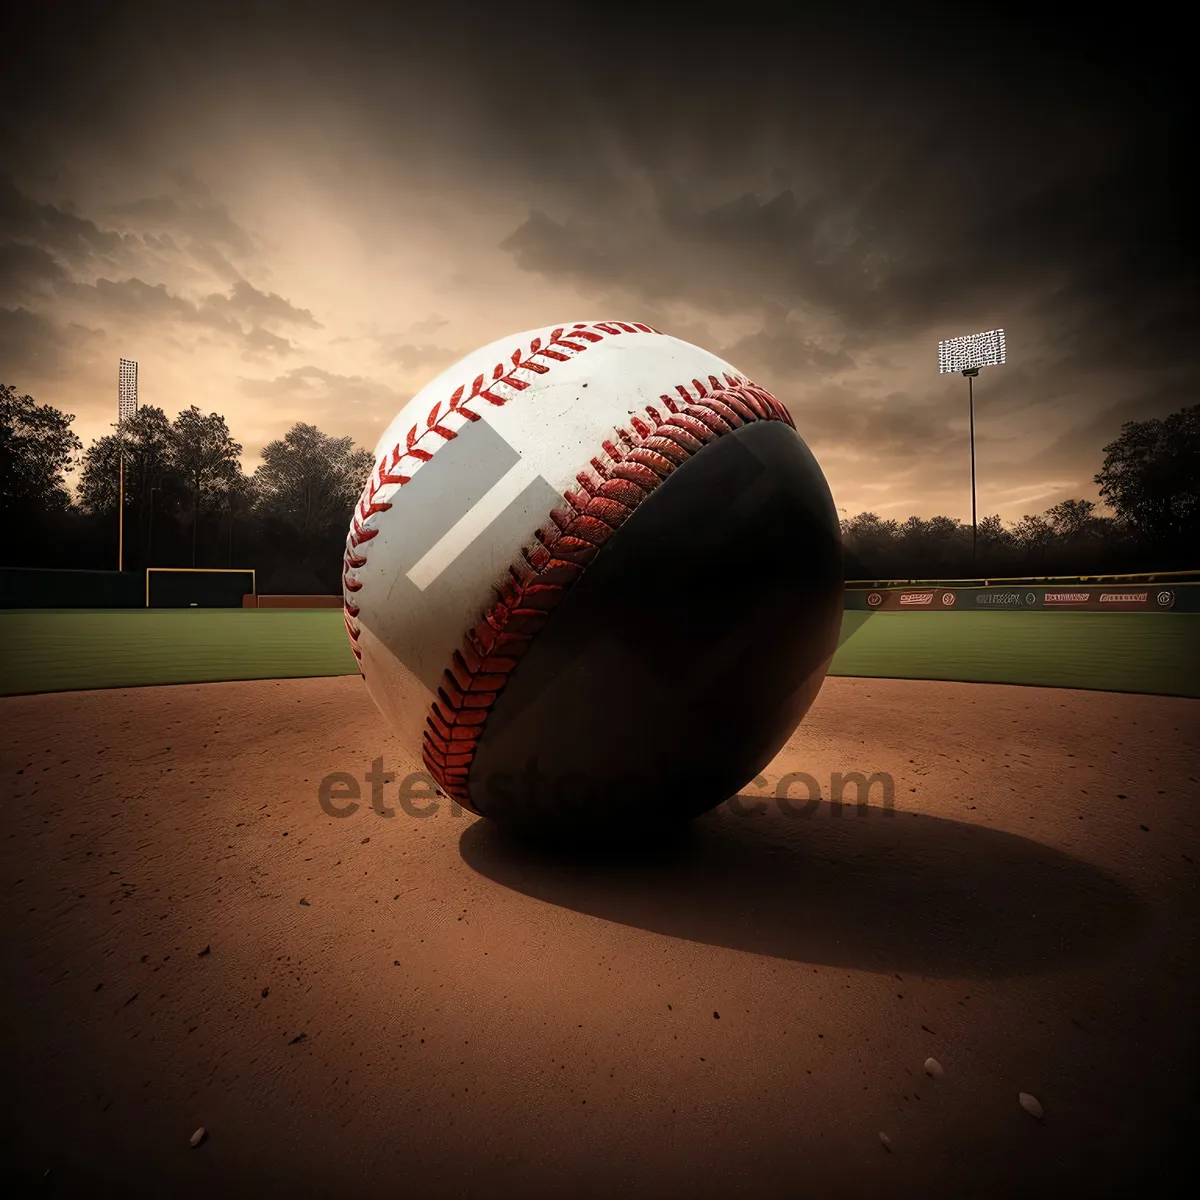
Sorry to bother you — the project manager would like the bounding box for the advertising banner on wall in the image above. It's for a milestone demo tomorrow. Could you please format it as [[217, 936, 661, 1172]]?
[[845, 585, 1194, 612]]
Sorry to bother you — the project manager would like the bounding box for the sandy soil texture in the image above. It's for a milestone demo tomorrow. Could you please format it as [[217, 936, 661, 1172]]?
[[2, 675, 1198, 1199]]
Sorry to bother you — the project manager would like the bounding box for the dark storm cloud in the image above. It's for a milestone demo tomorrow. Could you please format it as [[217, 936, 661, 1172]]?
[[951, 366, 1050, 422], [501, 138, 1193, 367], [0, 241, 67, 296], [59, 278, 300, 357], [500, 190, 888, 330], [1023, 376, 1200, 476], [102, 189, 257, 285], [0, 182, 134, 270], [186, 241, 241, 284], [1, 0, 1192, 514], [473, 11, 1190, 399], [239, 327, 294, 357], [240, 366, 406, 410], [713, 304, 855, 380], [8, 5, 1191, 351], [0, 181, 272, 294], [104, 196, 255, 257], [787, 384, 956, 463], [207, 281, 321, 329], [0, 175, 320, 365], [0, 307, 102, 380]]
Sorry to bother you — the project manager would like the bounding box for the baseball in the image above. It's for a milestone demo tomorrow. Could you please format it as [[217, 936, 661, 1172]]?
[[343, 321, 843, 838]]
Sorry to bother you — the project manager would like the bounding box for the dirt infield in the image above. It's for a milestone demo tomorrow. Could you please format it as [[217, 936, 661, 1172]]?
[[2, 676, 1198, 1198]]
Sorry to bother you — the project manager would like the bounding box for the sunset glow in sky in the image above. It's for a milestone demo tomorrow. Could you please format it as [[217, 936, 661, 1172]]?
[[2, 2, 1192, 524]]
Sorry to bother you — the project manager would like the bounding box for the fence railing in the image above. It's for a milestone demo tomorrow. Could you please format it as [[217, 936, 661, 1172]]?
[[847, 569, 1200, 589]]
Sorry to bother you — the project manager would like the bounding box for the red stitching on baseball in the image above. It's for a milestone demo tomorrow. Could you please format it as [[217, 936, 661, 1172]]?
[[418, 381, 791, 811], [342, 322, 662, 663], [341, 322, 796, 812]]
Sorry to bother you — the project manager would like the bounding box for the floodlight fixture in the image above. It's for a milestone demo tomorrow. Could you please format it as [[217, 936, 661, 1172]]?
[[115, 358, 139, 571], [118, 357, 138, 425], [938, 328, 1005, 377], [936, 329, 1006, 564]]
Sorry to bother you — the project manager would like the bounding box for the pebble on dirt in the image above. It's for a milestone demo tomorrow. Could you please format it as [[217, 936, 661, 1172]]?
[[878, 1132, 892, 1152], [924, 1057, 945, 1079], [197, 945, 210, 957], [1019, 1092, 1044, 1119], [189, 1127, 206, 1148]]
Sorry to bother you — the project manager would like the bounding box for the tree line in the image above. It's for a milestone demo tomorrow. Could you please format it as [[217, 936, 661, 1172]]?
[[1, 381, 1197, 588], [1, 383, 372, 593], [840, 404, 1198, 578]]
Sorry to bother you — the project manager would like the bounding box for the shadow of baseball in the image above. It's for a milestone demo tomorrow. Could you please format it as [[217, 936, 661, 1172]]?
[[458, 797, 1147, 980]]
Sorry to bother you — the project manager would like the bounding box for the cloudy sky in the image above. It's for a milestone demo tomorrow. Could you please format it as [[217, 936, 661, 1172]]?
[[1, 1, 1193, 524]]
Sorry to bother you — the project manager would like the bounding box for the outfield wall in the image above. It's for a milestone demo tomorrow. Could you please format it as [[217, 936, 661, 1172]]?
[[846, 583, 1200, 613], [0, 567, 142, 608], [245, 594, 343, 609], [0, 568, 342, 609], [6, 568, 1196, 613]]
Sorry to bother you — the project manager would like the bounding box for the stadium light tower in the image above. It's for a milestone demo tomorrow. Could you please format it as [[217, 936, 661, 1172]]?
[[937, 328, 1006, 563], [116, 358, 139, 571]]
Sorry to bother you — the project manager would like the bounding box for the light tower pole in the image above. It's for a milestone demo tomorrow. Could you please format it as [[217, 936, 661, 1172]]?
[[937, 329, 1006, 565], [117, 358, 139, 571]]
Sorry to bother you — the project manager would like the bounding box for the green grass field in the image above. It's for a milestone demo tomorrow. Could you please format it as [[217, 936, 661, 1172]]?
[[0, 610, 357, 697], [0, 608, 1197, 698], [834, 610, 1199, 696]]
